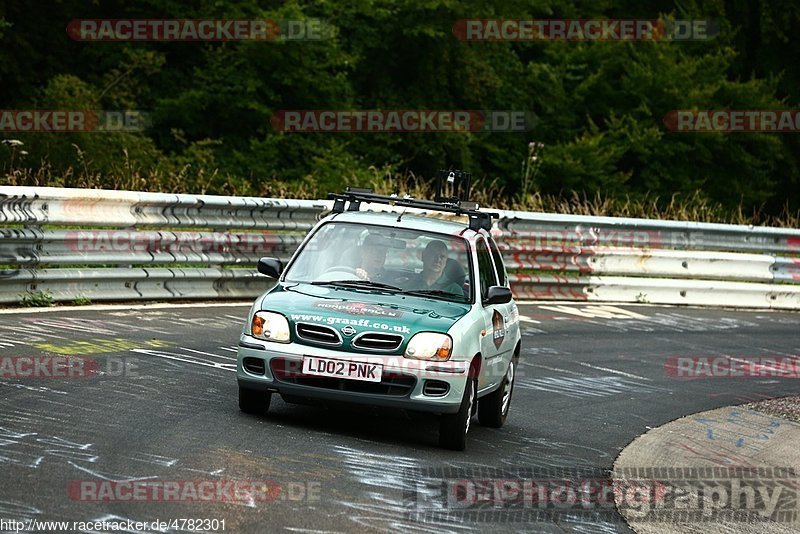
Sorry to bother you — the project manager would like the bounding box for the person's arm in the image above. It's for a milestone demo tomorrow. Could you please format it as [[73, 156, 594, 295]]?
[[432, 280, 465, 297], [446, 281, 465, 296]]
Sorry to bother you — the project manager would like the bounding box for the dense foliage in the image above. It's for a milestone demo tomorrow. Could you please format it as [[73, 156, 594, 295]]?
[[1, 0, 798, 216]]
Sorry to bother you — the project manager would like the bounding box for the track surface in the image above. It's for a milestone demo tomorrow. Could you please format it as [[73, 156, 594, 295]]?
[[1, 303, 799, 533]]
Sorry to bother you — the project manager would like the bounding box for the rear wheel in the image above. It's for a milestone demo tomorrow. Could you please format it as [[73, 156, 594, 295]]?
[[478, 355, 517, 428], [439, 375, 476, 451], [239, 386, 271, 415]]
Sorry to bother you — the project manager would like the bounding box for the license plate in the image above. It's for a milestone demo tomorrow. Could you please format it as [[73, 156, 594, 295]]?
[[302, 356, 382, 383]]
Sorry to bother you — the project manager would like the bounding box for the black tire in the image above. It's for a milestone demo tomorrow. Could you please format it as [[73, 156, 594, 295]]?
[[439, 375, 477, 451], [239, 386, 271, 415], [478, 355, 517, 428]]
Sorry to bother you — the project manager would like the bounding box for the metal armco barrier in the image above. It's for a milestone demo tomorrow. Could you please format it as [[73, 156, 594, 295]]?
[[492, 209, 800, 308], [0, 187, 323, 304], [1, 186, 799, 309]]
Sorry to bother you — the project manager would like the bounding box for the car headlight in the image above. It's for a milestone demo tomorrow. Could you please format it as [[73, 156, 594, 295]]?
[[404, 332, 452, 361], [251, 311, 291, 343]]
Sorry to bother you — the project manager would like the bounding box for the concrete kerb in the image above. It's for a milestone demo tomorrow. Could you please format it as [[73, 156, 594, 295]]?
[[612, 404, 800, 533]]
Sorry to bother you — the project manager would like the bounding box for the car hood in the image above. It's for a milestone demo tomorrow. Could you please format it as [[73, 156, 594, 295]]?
[[259, 283, 471, 353]]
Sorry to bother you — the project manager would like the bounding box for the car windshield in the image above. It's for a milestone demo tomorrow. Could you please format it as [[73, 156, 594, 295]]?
[[283, 222, 472, 302]]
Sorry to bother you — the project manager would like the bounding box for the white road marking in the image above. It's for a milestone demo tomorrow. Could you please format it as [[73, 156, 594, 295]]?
[[518, 315, 541, 324], [578, 362, 652, 381], [285, 529, 344, 534], [523, 363, 585, 376], [5, 384, 68, 395], [128, 453, 179, 467], [36, 436, 93, 450], [184, 467, 225, 476], [67, 461, 158, 483], [517, 376, 666, 398], [539, 304, 648, 319], [130, 348, 236, 372], [181, 347, 237, 361]]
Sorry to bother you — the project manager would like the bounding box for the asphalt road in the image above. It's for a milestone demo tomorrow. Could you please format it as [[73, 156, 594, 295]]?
[[0, 302, 798, 533]]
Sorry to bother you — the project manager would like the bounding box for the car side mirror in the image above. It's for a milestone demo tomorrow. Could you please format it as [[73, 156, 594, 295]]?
[[257, 257, 283, 278], [484, 286, 512, 305]]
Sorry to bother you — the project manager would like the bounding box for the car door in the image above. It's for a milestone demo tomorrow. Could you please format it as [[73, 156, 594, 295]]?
[[475, 236, 507, 393], [487, 234, 517, 357]]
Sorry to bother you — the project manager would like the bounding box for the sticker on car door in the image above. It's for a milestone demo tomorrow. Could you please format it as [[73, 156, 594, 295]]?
[[492, 310, 505, 348]]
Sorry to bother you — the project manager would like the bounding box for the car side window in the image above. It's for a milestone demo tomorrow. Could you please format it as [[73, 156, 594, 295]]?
[[487, 236, 507, 287], [476, 238, 498, 300]]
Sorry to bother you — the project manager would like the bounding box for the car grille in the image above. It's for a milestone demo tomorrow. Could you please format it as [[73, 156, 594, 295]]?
[[295, 322, 342, 346], [352, 332, 404, 352], [270, 358, 416, 397]]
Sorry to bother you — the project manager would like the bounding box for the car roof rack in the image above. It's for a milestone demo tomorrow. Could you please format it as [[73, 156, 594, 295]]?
[[328, 170, 498, 232]]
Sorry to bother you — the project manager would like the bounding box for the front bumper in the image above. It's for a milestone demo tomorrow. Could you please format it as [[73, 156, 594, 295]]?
[[236, 335, 469, 414]]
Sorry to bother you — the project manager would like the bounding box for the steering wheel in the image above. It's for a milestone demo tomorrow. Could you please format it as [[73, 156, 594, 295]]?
[[315, 265, 363, 282], [321, 265, 358, 275]]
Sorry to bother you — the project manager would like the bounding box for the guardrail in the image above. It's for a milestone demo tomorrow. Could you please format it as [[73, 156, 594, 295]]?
[[1, 186, 799, 309], [493, 209, 800, 308]]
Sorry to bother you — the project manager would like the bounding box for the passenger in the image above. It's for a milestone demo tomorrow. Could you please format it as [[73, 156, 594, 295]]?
[[407, 240, 463, 295]]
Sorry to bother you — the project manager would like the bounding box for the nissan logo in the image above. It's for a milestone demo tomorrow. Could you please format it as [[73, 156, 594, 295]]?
[[340, 325, 357, 336]]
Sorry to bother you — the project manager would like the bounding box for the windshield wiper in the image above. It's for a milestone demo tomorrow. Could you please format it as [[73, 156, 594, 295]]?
[[310, 279, 403, 292], [403, 289, 464, 301]]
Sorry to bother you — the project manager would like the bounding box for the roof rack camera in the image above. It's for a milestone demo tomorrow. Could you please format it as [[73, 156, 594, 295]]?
[[327, 187, 498, 232], [435, 169, 471, 205]]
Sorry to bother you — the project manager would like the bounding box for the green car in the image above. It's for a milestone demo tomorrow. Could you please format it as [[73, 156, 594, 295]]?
[[236, 190, 521, 450]]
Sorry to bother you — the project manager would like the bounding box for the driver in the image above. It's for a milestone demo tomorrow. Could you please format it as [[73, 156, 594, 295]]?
[[355, 233, 391, 281]]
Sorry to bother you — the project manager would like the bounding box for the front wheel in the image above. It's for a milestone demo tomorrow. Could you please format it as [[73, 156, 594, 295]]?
[[439, 375, 476, 451], [239, 386, 271, 415], [478, 355, 517, 428]]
